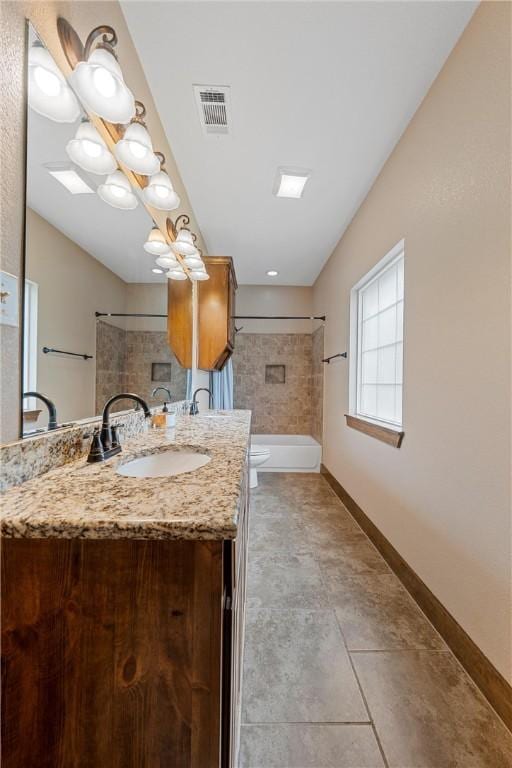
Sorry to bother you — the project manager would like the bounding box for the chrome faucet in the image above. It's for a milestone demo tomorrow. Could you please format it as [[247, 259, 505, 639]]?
[[23, 391, 58, 430], [189, 387, 212, 415], [87, 393, 151, 463], [152, 386, 172, 412]]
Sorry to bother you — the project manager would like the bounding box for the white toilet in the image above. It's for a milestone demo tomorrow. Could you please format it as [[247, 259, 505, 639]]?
[[249, 445, 270, 489]]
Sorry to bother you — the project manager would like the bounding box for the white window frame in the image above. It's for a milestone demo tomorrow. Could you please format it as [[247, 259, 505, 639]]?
[[349, 239, 404, 431], [23, 279, 38, 411]]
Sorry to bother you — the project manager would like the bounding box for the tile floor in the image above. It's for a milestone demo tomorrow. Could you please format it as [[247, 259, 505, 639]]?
[[239, 473, 512, 768]]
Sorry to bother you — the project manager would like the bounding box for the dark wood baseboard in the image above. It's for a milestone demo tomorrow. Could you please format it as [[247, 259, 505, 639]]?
[[320, 463, 512, 731]]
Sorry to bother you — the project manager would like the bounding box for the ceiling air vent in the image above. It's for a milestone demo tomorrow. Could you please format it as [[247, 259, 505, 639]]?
[[193, 85, 231, 136]]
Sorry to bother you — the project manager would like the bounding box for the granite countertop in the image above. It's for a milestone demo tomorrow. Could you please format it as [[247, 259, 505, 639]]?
[[0, 411, 251, 541]]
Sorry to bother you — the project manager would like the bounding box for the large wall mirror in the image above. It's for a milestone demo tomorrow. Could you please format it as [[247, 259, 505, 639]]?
[[22, 23, 188, 437]]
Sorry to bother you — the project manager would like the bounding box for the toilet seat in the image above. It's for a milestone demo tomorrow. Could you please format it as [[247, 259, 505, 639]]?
[[249, 445, 270, 488]]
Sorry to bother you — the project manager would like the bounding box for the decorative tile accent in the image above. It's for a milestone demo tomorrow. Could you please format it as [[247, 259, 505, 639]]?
[[265, 364, 285, 384]]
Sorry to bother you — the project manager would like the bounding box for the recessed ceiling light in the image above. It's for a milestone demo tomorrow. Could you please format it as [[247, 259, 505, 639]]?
[[44, 162, 95, 195], [274, 167, 310, 199], [266, 270, 278, 277], [152, 267, 164, 274]]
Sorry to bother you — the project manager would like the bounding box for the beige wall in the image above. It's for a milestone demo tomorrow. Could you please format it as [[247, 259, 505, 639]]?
[[125, 283, 167, 332], [236, 285, 313, 334], [0, 0, 204, 443], [25, 209, 126, 425], [313, 2, 511, 681]]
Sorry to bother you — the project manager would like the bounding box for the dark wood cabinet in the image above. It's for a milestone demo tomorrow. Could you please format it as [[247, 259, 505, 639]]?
[[1, 468, 249, 768]]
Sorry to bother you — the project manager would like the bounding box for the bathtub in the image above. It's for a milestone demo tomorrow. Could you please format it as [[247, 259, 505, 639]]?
[[251, 434, 322, 473]]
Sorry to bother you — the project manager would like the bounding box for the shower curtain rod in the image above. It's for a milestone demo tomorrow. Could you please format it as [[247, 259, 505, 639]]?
[[96, 312, 326, 321], [232, 315, 326, 321]]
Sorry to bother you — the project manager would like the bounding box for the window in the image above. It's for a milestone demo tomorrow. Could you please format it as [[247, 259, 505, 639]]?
[[23, 279, 38, 410], [349, 241, 404, 430]]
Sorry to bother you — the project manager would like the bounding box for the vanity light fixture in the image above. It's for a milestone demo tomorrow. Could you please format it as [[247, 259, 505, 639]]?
[[166, 267, 188, 281], [98, 169, 138, 209], [142, 154, 180, 210], [266, 269, 279, 277], [114, 101, 160, 175], [66, 119, 117, 174], [143, 226, 172, 256], [45, 162, 95, 195], [182, 253, 204, 270], [151, 267, 164, 274], [155, 255, 179, 269], [28, 41, 80, 123], [274, 167, 310, 199], [189, 269, 210, 281], [170, 227, 199, 258], [67, 26, 135, 124]]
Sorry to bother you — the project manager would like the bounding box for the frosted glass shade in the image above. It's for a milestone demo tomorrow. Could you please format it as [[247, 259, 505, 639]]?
[[28, 43, 80, 123], [115, 122, 159, 175], [155, 255, 179, 269], [143, 227, 171, 256], [98, 170, 138, 209], [170, 228, 199, 257], [166, 268, 188, 281], [142, 171, 180, 210], [182, 254, 204, 270], [66, 120, 117, 174], [189, 269, 209, 281], [69, 47, 135, 124]]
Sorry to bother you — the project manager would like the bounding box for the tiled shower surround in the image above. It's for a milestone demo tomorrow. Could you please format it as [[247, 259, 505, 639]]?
[[232, 330, 324, 438], [95, 321, 187, 414]]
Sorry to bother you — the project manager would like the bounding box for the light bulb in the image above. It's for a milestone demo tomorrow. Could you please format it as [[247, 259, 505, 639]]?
[[33, 65, 61, 97], [92, 66, 116, 98]]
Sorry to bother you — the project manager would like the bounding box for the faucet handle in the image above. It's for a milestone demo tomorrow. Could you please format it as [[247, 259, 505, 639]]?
[[87, 428, 105, 464], [110, 424, 124, 449]]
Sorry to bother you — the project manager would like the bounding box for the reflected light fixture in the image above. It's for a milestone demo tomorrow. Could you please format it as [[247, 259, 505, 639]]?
[[166, 267, 188, 281], [274, 167, 310, 199], [114, 102, 159, 175], [182, 253, 204, 270], [266, 269, 279, 277], [143, 226, 171, 256], [68, 27, 135, 124], [142, 155, 180, 210], [189, 269, 209, 281], [28, 41, 80, 123], [98, 169, 138, 209], [152, 267, 164, 274], [66, 119, 117, 174], [170, 228, 199, 257], [155, 254, 179, 269]]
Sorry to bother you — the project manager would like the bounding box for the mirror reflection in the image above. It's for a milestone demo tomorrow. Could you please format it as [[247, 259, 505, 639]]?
[[23, 24, 187, 437]]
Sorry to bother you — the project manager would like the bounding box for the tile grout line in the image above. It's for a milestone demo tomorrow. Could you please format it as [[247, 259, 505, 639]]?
[[308, 502, 391, 768]]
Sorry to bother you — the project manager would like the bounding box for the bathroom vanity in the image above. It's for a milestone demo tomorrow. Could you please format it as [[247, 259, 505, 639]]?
[[1, 411, 251, 768]]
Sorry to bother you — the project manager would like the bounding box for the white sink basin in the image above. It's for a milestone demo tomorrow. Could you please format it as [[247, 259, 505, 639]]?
[[200, 411, 231, 418], [117, 450, 211, 479]]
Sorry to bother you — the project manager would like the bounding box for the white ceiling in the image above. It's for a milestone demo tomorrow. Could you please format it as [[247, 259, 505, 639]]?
[[121, 0, 477, 285]]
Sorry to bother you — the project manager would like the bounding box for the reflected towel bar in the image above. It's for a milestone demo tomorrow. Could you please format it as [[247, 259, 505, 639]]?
[[322, 352, 347, 363], [43, 347, 93, 360]]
